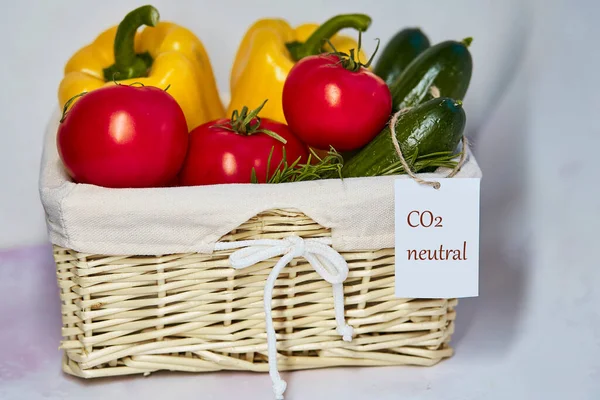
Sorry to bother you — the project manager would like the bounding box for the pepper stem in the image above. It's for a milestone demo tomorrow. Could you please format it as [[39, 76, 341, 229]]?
[[286, 14, 372, 61], [102, 5, 159, 81]]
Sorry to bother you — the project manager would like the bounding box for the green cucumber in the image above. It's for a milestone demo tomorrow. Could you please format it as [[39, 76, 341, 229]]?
[[390, 38, 473, 111], [341, 97, 465, 178], [374, 28, 431, 86]]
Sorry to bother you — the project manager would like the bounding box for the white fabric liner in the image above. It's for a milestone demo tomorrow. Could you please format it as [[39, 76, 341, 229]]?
[[39, 110, 482, 256]]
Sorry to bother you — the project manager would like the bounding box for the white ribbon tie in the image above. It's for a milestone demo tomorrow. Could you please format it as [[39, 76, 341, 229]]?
[[214, 235, 354, 400]]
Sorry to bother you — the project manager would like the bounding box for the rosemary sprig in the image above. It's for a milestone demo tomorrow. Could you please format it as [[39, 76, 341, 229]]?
[[250, 147, 462, 183], [377, 149, 461, 176], [251, 147, 344, 184]]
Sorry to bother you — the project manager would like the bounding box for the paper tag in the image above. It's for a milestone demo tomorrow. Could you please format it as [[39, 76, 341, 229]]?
[[394, 178, 480, 298]]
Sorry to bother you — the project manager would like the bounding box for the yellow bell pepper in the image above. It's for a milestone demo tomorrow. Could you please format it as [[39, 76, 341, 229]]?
[[228, 14, 372, 124], [58, 5, 225, 130]]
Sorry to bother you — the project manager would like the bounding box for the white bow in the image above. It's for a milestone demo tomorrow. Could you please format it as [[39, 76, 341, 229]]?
[[214, 235, 354, 400]]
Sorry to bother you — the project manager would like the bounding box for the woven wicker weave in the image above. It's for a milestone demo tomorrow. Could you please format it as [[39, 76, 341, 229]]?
[[54, 209, 456, 378]]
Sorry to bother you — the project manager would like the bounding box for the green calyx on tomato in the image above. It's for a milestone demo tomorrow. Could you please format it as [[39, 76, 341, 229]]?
[[282, 34, 392, 152], [212, 99, 288, 144], [59, 81, 171, 123], [59, 92, 88, 123], [327, 32, 380, 72]]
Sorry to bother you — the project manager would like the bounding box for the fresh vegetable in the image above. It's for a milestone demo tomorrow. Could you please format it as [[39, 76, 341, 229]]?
[[57, 84, 188, 188], [373, 28, 430, 86], [341, 97, 466, 178], [179, 101, 309, 185], [282, 47, 392, 152], [58, 5, 224, 130], [228, 14, 372, 123], [389, 38, 473, 111], [253, 149, 344, 184]]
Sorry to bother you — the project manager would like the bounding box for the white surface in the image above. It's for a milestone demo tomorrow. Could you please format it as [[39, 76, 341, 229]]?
[[0, 0, 528, 249], [1, 0, 600, 399]]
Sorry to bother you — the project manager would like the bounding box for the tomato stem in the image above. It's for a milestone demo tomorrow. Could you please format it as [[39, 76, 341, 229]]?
[[102, 5, 159, 81], [211, 100, 288, 144], [60, 92, 87, 123], [286, 14, 372, 61], [328, 33, 381, 72]]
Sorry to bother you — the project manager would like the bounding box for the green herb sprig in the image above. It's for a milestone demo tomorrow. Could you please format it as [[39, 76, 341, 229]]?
[[251, 148, 344, 184], [250, 147, 462, 183], [377, 149, 461, 176]]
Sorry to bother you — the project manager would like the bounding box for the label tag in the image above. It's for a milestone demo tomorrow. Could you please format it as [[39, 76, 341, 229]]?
[[394, 178, 480, 298]]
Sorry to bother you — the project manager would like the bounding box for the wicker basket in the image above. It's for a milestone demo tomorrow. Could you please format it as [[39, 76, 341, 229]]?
[[55, 208, 456, 379]]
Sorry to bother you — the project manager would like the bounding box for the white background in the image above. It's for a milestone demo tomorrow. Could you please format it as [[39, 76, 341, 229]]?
[[1, 0, 599, 399]]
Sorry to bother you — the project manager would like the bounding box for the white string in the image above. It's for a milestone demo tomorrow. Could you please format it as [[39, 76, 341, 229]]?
[[214, 235, 353, 400]]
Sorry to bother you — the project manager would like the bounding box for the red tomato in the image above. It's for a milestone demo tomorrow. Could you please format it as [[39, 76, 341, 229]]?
[[57, 85, 188, 188], [282, 54, 392, 151], [179, 118, 308, 185]]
